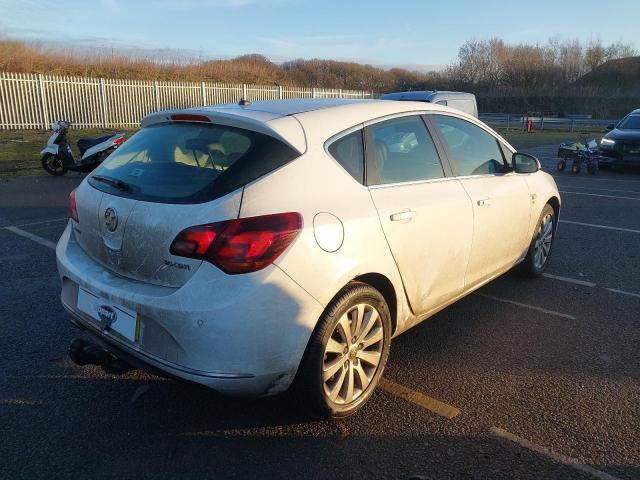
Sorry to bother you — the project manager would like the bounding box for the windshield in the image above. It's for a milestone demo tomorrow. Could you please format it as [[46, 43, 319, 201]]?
[[618, 115, 640, 130], [88, 123, 299, 203]]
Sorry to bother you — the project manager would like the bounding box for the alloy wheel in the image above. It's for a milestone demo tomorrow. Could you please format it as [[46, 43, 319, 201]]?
[[322, 303, 384, 405], [534, 213, 553, 269]]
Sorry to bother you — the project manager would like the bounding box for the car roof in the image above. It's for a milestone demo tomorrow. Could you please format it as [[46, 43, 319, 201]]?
[[141, 98, 483, 153], [380, 91, 475, 101], [209, 98, 380, 117]]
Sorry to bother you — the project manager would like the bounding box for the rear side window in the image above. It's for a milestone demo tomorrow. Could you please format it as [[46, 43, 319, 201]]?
[[328, 130, 365, 183], [432, 115, 505, 176], [367, 115, 444, 185], [88, 123, 299, 203]]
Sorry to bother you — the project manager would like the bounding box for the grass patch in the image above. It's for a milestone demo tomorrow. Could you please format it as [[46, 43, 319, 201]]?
[[0, 128, 136, 178], [497, 128, 606, 149]]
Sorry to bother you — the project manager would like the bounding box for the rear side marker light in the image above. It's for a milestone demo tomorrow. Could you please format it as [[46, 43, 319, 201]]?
[[170, 212, 302, 274], [113, 136, 124, 146], [68, 188, 79, 222], [170, 114, 211, 123]]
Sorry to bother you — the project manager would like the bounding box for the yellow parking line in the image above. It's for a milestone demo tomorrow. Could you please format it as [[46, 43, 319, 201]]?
[[379, 377, 460, 419]]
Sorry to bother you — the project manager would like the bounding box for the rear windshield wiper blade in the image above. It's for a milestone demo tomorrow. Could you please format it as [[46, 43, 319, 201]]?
[[91, 175, 133, 192]]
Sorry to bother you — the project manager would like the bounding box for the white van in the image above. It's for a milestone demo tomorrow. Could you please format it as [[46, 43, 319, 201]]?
[[380, 90, 478, 118]]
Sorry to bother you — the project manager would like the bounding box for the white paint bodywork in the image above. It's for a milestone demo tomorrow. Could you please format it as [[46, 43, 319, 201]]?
[[40, 128, 61, 156], [56, 99, 560, 396], [79, 135, 122, 161]]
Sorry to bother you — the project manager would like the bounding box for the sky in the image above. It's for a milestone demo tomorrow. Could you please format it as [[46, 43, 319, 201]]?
[[1, 0, 639, 70]]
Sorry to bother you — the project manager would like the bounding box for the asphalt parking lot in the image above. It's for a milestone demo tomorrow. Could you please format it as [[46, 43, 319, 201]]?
[[1, 142, 639, 480]]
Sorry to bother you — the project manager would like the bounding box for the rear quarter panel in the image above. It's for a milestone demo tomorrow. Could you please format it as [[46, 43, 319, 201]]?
[[239, 141, 412, 336]]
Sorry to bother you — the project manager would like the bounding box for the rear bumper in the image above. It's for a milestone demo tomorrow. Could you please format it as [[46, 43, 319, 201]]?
[[56, 222, 323, 396]]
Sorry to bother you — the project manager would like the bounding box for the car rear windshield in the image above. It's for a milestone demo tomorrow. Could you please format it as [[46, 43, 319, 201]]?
[[88, 122, 299, 203], [618, 115, 640, 130]]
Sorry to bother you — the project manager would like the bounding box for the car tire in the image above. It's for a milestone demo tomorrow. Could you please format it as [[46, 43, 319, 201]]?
[[293, 282, 391, 419], [519, 203, 556, 277]]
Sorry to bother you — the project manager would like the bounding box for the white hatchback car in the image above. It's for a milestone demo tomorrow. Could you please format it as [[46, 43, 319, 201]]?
[[57, 99, 560, 417]]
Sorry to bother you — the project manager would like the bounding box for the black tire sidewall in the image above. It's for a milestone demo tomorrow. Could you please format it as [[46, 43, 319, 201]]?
[[294, 282, 392, 418]]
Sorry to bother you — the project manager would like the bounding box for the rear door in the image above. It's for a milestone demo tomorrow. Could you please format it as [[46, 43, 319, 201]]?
[[428, 114, 531, 287], [365, 114, 474, 316]]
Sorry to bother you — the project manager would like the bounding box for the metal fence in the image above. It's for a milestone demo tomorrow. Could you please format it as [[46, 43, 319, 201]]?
[[0, 72, 375, 130], [479, 113, 617, 132]]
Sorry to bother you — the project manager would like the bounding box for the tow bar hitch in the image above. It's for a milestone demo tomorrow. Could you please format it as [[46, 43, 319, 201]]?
[[68, 338, 133, 374]]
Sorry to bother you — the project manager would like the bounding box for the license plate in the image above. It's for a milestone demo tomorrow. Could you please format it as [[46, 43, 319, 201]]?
[[77, 287, 139, 342]]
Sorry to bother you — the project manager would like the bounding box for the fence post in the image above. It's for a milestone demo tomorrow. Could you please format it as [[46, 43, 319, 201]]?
[[37, 74, 49, 129], [541, 113, 545, 131], [99, 78, 108, 128], [242, 84, 247, 100], [201, 82, 206, 106], [153, 81, 160, 111], [278, 85, 283, 99], [312, 88, 317, 98], [506, 115, 510, 131], [338, 88, 342, 98]]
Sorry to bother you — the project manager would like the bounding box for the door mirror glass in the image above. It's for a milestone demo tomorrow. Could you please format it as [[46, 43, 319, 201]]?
[[606, 123, 615, 131], [512, 152, 540, 173]]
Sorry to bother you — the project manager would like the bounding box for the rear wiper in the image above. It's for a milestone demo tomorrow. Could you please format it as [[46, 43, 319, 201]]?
[[91, 175, 133, 192]]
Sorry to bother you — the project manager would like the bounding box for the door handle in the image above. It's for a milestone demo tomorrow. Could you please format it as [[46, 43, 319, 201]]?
[[477, 196, 492, 207], [390, 210, 415, 222]]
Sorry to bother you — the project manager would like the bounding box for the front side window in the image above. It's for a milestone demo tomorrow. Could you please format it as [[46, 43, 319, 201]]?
[[367, 116, 444, 185], [328, 129, 364, 183], [432, 115, 506, 176]]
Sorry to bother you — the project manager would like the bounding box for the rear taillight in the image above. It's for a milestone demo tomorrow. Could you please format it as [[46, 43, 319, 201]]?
[[68, 189, 79, 222], [170, 212, 302, 274], [114, 136, 124, 146]]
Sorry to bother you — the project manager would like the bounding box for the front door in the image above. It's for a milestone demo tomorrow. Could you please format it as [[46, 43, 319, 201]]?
[[429, 114, 531, 286]]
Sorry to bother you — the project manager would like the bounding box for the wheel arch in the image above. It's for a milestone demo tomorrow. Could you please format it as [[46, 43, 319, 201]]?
[[547, 195, 561, 219], [351, 272, 398, 335]]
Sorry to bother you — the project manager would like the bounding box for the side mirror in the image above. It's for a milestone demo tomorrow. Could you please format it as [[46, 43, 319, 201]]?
[[606, 123, 615, 131], [512, 152, 540, 174]]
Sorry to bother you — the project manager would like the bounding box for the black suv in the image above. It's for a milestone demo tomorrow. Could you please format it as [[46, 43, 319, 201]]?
[[599, 108, 640, 168]]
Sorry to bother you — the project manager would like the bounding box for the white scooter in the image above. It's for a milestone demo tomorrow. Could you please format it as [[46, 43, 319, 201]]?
[[41, 120, 125, 176]]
